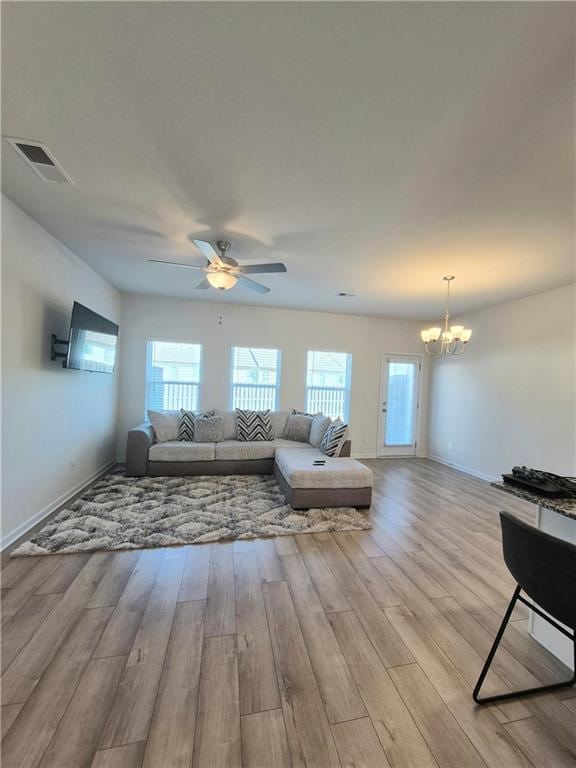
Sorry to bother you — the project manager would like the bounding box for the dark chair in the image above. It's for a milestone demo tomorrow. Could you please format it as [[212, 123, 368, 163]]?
[[473, 510, 576, 704]]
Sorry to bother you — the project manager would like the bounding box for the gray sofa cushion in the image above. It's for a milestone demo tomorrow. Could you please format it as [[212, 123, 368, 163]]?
[[149, 441, 216, 461], [270, 410, 289, 438], [309, 414, 332, 448], [215, 409, 238, 440], [273, 438, 315, 450], [282, 414, 313, 442], [274, 448, 373, 489], [194, 415, 225, 443], [147, 410, 179, 442], [215, 440, 277, 461]]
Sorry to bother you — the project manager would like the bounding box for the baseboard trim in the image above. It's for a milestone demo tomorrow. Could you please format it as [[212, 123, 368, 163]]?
[[1, 459, 117, 551], [426, 453, 497, 483]]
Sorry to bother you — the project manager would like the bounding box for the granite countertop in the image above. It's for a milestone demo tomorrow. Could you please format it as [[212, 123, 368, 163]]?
[[491, 481, 576, 520]]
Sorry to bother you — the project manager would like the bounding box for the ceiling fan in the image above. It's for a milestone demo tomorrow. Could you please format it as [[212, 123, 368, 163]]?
[[149, 239, 287, 293]]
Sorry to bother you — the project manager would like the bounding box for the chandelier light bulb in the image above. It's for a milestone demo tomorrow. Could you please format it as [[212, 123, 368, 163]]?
[[461, 329, 472, 342], [450, 325, 464, 339]]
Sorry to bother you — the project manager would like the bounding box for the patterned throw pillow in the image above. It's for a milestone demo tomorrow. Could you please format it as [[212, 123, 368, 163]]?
[[236, 409, 274, 442], [178, 409, 215, 442], [178, 410, 195, 441], [319, 419, 348, 457], [194, 415, 224, 443]]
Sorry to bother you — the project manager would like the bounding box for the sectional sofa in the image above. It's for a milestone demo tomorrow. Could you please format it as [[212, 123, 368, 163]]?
[[125, 409, 372, 509]]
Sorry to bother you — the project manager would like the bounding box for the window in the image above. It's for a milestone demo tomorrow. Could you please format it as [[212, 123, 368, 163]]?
[[306, 350, 352, 420], [384, 360, 418, 446], [145, 340, 202, 414], [230, 347, 281, 411]]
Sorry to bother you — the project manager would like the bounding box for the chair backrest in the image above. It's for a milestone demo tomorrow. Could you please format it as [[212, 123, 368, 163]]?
[[500, 511, 576, 630]]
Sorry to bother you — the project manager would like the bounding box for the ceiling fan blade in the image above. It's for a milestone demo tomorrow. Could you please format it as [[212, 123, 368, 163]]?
[[195, 279, 211, 289], [235, 263, 287, 274], [148, 259, 207, 271], [237, 274, 270, 294], [191, 239, 223, 266]]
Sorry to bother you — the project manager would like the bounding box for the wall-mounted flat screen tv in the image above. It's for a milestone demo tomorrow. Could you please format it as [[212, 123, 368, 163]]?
[[66, 302, 119, 374]]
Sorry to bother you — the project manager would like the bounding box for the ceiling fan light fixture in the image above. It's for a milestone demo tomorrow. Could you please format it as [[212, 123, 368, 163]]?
[[206, 271, 238, 290]]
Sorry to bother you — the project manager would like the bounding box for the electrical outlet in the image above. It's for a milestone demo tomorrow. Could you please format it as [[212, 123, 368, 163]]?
[[447, 441, 453, 451], [70, 460, 77, 471]]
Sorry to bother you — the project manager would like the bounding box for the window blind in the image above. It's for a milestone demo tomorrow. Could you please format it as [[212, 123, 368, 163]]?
[[145, 340, 202, 415], [230, 347, 281, 410], [305, 350, 352, 420]]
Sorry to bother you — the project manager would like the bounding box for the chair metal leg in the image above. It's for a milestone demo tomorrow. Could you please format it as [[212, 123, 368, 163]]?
[[473, 584, 576, 704]]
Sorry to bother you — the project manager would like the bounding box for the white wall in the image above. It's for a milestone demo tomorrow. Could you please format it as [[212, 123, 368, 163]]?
[[428, 285, 575, 481], [117, 294, 429, 460], [1, 197, 121, 546]]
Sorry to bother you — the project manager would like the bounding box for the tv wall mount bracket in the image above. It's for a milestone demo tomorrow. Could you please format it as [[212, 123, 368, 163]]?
[[51, 334, 69, 365]]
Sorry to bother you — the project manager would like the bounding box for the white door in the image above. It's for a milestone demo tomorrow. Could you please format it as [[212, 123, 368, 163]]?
[[378, 355, 421, 457]]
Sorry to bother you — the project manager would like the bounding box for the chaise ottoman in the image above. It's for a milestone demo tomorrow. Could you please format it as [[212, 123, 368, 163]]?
[[273, 448, 372, 510]]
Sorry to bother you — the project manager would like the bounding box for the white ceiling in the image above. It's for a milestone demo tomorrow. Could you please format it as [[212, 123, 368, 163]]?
[[2, 2, 574, 319]]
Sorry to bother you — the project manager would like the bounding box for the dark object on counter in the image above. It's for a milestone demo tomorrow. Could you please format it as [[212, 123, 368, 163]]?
[[502, 466, 576, 499]]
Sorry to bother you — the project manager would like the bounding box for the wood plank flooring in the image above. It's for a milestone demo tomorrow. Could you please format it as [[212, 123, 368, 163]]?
[[2, 458, 575, 767]]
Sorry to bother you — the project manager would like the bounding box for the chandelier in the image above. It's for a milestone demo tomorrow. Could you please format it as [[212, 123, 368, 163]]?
[[421, 276, 472, 355]]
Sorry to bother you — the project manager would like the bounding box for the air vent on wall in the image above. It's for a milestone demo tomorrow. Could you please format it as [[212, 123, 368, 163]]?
[[5, 137, 75, 184]]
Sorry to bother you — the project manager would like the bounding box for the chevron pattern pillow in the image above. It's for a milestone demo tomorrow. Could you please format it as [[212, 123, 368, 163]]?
[[178, 410, 196, 441], [178, 409, 215, 442], [319, 419, 348, 457], [236, 409, 274, 442]]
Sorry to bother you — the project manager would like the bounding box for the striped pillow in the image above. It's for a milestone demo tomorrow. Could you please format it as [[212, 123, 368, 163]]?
[[236, 409, 274, 442], [178, 410, 195, 441], [319, 419, 348, 457]]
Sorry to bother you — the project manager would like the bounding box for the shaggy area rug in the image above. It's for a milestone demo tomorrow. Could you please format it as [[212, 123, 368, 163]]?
[[11, 471, 372, 556]]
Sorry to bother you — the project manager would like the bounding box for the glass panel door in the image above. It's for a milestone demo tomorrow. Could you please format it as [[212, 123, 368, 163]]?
[[379, 355, 420, 456]]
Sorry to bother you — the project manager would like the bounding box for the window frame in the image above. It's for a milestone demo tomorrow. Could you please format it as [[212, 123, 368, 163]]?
[[228, 344, 282, 411], [144, 337, 203, 417], [305, 348, 352, 421]]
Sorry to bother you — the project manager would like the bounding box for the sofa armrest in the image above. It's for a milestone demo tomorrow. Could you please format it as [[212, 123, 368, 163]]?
[[125, 423, 154, 476], [339, 440, 352, 457]]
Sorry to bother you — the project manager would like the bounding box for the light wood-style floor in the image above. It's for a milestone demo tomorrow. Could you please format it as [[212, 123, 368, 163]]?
[[1, 458, 575, 768]]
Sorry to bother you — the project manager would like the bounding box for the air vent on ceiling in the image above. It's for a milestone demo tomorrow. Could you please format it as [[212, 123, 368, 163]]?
[[5, 137, 75, 184]]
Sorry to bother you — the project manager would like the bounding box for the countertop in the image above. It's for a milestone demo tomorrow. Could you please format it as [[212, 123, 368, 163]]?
[[491, 481, 576, 520]]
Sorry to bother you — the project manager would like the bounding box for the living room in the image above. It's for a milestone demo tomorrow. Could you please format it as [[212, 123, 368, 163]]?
[[1, 2, 575, 767]]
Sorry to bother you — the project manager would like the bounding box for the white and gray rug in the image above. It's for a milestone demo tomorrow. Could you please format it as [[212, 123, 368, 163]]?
[[11, 471, 372, 556]]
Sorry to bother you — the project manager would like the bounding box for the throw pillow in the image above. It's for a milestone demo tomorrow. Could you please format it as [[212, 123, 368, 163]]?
[[319, 419, 348, 457], [282, 413, 313, 443], [194, 415, 224, 443], [309, 414, 332, 448], [291, 409, 316, 417], [178, 410, 195, 441], [236, 409, 274, 442], [147, 410, 179, 442], [177, 409, 215, 442]]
